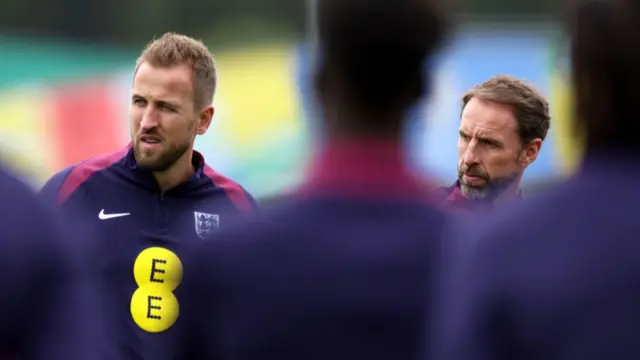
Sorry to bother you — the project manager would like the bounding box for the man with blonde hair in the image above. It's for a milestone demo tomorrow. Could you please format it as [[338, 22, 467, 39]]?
[[39, 32, 257, 358]]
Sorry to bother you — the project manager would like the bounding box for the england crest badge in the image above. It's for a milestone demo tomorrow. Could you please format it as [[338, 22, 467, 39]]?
[[194, 212, 220, 239]]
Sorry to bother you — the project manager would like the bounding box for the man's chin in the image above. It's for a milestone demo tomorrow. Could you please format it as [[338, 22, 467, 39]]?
[[460, 184, 489, 200], [133, 142, 190, 173], [135, 155, 171, 172]]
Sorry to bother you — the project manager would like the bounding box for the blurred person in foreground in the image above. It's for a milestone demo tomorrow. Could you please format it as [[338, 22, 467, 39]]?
[[433, 75, 550, 212], [174, 0, 450, 359], [433, 0, 640, 359], [0, 165, 103, 359], [39, 32, 257, 359]]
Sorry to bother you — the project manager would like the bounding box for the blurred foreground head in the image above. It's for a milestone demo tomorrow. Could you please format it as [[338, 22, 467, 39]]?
[[313, 0, 450, 137], [568, 0, 640, 152]]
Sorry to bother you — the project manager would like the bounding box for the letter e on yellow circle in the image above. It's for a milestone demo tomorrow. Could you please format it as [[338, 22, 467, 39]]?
[[130, 247, 183, 333], [130, 287, 179, 333], [133, 247, 183, 290]]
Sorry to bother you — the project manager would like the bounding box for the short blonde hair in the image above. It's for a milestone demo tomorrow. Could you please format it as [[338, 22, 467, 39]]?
[[135, 32, 216, 108]]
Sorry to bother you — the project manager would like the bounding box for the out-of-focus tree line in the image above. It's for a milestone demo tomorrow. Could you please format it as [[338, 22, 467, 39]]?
[[0, 0, 551, 45]]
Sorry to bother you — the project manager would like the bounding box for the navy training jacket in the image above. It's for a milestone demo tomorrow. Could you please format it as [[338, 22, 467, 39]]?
[[39, 144, 257, 360]]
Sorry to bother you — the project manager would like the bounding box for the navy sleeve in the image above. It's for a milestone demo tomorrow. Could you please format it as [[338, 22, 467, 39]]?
[[38, 165, 75, 206]]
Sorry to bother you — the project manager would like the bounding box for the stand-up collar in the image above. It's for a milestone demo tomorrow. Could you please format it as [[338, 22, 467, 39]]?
[[124, 144, 210, 194], [299, 137, 429, 199], [444, 180, 523, 212]]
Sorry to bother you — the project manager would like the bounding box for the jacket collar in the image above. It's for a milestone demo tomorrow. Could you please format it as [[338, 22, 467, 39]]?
[[122, 144, 211, 195], [444, 180, 523, 212]]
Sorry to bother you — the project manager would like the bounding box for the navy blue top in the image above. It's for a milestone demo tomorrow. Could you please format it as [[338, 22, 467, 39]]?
[[432, 181, 523, 213], [0, 165, 104, 359], [434, 152, 640, 360], [175, 138, 450, 360], [38, 144, 257, 359]]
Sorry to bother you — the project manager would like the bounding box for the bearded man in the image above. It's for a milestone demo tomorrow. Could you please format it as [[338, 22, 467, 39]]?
[[435, 74, 550, 211], [38, 32, 257, 359]]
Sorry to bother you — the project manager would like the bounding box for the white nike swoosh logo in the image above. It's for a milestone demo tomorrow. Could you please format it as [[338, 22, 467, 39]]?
[[99, 209, 131, 220]]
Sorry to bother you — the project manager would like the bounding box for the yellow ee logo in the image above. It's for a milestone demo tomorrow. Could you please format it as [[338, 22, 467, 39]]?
[[130, 247, 183, 333]]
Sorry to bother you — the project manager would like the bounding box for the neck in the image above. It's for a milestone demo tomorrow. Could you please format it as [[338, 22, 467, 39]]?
[[153, 150, 195, 193], [301, 133, 427, 199], [491, 177, 522, 205], [322, 106, 404, 140], [323, 131, 402, 145]]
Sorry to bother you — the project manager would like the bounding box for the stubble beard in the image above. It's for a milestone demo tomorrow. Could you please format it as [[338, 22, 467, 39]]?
[[134, 140, 190, 172]]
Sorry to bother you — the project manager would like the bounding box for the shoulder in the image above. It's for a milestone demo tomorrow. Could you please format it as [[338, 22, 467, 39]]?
[[202, 165, 258, 214], [436, 182, 589, 322], [39, 165, 76, 204], [0, 167, 64, 233], [191, 201, 301, 257], [0, 166, 65, 250], [39, 147, 129, 205], [0, 164, 37, 193], [212, 200, 299, 242], [430, 183, 456, 202], [0, 166, 44, 209], [459, 186, 577, 275], [182, 212, 282, 291], [432, 185, 454, 198], [192, 198, 448, 266], [0, 171, 67, 259]]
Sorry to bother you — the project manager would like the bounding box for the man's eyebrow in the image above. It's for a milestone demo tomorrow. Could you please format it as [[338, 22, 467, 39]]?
[[131, 94, 181, 109], [156, 99, 181, 108], [477, 135, 503, 146]]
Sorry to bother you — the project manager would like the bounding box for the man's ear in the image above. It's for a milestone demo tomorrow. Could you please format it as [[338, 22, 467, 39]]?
[[521, 138, 542, 167], [196, 105, 214, 135]]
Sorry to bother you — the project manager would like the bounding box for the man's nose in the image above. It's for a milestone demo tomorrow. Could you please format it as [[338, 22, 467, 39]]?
[[463, 144, 480, 166], [139, 107, 159, 131]]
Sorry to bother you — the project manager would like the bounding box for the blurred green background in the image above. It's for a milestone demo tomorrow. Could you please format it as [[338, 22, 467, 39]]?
[[0, 0, 577, 201]]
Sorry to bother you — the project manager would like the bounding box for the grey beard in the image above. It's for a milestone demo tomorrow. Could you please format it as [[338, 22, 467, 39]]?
[[460, 172, 520, 202]]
